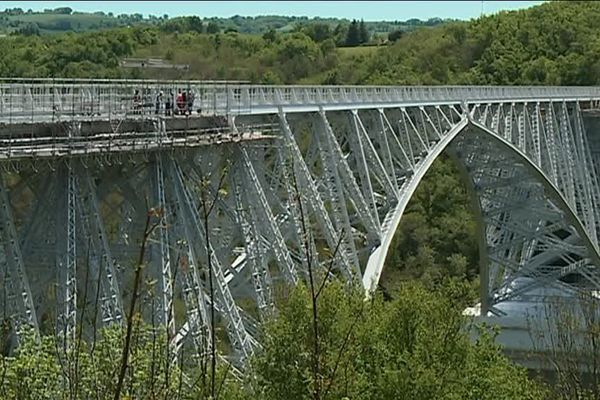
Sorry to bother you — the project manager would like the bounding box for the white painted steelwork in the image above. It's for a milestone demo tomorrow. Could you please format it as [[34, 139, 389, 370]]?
[[0, 79, 599, 368]]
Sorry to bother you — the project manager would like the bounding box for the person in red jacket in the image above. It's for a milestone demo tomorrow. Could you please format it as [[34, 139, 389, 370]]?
[[176, 89, 185, 115]]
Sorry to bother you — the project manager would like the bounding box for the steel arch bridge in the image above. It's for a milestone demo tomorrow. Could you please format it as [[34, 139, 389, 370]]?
[[1, 79, 600, 367]]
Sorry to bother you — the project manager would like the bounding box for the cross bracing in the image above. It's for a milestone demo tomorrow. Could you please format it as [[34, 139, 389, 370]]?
[[1, 79, 600, 366]]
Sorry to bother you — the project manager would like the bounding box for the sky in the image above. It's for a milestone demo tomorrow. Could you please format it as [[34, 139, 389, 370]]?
[[0, 1, 544, 21]]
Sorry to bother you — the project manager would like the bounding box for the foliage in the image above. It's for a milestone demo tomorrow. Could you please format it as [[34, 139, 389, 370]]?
[[0, 325, 188, 399], [0, 282, 546, 399], [3, 1, 596, 86], [345, 19, 360, 46], [0, 8, 449, 36], [357, 1, 600, 85], [161, 16, 205, 34], [343, 19, 370, 46], [359, 20, 369, 44], [300, 23, 332, 43], [382, 155, 479, 301], [388, 29, 403, 42], [247, 281, 546, 400], [0, 323, 250, 399], [528, 292, 600, 400]]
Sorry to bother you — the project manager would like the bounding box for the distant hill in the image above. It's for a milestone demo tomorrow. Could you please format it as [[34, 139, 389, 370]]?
[[0, 7, 159, 35], [0, 7, 452, 36], [199, 15, 453, 35]]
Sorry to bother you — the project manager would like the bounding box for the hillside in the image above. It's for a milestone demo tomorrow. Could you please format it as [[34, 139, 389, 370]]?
[[0, 7, 449, 36], [2, 1, 596, 85], [359, 1, 600, 85]]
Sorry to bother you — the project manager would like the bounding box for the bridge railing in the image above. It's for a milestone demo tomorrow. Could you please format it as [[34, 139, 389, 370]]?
[[231, 85, 600, 110], [1, 78, 600, 124]]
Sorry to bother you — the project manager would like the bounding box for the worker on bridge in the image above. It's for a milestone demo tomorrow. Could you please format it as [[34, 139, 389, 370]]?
[[133, 89, 142, 115], [186, 89, 194, 116], [155, 91, 163, 115], [165, 90, 173, 116]]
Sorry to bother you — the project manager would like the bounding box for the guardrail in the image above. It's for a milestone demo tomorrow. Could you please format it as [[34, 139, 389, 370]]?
[[1, 78, 600, 124]]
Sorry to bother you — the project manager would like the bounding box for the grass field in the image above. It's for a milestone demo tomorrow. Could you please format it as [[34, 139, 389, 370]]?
[[337, 45, 382, 58]]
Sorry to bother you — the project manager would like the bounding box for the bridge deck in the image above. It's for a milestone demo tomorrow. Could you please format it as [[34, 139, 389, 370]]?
[[0, 113, 277, 159], [2, 79, 600, 124]]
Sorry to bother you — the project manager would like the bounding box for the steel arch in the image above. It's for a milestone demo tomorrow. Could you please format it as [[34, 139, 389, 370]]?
[[364, 112, 600, 315]]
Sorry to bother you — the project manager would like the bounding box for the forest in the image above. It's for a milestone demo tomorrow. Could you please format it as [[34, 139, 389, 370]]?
[[1, 1, 600, 398]]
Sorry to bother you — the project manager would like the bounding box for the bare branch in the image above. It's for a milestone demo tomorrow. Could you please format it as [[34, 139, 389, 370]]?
[[113, 208, 162, 400], [315, 229, 345, 301], [322, 301, 364, 400]]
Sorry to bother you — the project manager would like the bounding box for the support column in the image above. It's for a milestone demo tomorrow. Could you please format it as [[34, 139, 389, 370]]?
[[0, 172, 38, 340], [55, 160, 77, 349], [230, 159, 274, 319], [150, 154, 175, 338], [169, 157, 252, 362], [76, 165, 123, 326]]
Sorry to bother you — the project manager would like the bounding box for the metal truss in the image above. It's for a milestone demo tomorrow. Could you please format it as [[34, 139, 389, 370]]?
[[149, 153, 175, 337], [2, 81, 600, 367], [0, 172, 38, 341]]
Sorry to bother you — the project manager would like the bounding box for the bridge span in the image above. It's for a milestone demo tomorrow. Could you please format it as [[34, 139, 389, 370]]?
[[1, 78, 600, 367]]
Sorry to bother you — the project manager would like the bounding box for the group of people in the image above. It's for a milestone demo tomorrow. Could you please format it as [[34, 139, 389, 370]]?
[[132, 89, 196, 116]]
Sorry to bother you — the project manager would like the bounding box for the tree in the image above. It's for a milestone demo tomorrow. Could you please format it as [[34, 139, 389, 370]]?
[[388, 29, 403, 42], [322, 69, 339, 84], [249, 281, 547, 400], [262, 28, 277, 43], [275, 32, 325, 82], [359, 19, 369, 44], [383, 155, 478, 298], [333, 23, 348, 46], [261, 70, 282, 84], [16, 22, 39, 36], [187, 16, 204, 33], [345, 19, 360, 46], [207, 21, 221, 34], [113, 208, 163, 400], [529, 292, 600, 399], [196, 162, 231, 400], [0, 324, 205, 399], [4, 8, 23, 15], [53, 7, 72, 15], [305, 23, 331, 42]]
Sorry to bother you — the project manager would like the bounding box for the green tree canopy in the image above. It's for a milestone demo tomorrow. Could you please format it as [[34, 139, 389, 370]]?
[[345, 19, 360, 46], [359, 19, 369, 43], [249, 281, 546, 400]]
